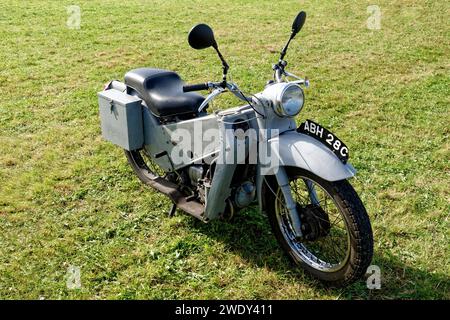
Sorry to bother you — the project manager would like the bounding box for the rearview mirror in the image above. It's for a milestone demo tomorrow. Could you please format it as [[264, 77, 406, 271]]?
[[188, 24, 217, 50], [291, 11, 306, 38], [279, 10, 307, 61]]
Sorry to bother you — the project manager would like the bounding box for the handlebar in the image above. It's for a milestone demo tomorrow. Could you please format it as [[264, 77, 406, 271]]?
[[183, 83, 209, 92], [273, 62, 308, 86]]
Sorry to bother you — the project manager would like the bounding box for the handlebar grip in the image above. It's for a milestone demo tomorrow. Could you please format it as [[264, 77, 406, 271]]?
[[183, 83, 209, 92]]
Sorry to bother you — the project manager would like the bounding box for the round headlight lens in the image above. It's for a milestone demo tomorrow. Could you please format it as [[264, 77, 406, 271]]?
[[278, 84, 304, 117]]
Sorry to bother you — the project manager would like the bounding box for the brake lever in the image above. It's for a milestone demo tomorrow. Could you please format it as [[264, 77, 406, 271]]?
[[284, 71, 309, 87], [197, 86, 226, 113]]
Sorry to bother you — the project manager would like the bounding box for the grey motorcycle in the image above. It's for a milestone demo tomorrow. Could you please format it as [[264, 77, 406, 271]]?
[[98, 11, 373, 286]]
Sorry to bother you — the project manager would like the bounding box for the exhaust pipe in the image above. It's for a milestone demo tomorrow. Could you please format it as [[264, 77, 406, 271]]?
[[146, 176, 206, 221]]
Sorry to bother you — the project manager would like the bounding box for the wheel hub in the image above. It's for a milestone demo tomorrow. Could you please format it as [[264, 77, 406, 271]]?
[[299, 204, 331, 241]]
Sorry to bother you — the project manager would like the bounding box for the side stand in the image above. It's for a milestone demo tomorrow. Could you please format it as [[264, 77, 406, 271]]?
[[168, 203, 177, 217]]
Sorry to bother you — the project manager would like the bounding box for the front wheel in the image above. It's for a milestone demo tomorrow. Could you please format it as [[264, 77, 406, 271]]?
[[264, 168, 373, 287]]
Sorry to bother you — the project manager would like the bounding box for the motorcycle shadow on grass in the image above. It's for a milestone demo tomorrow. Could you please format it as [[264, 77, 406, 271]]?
[[183, 206, 448, 299]]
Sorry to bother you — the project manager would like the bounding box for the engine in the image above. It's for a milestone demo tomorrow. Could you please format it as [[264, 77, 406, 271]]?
[[184, 164, 256, 217]]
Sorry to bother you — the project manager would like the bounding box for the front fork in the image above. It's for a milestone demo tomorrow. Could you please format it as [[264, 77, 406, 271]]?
[[274, 166, 303, 239], [306, 180, 320, 205]]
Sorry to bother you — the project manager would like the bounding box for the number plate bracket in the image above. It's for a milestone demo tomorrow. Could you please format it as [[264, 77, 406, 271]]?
[[297, 119, 349, 164]]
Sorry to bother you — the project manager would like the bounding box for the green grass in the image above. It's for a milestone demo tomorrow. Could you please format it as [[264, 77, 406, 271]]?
[[0, 0, 449, 299]]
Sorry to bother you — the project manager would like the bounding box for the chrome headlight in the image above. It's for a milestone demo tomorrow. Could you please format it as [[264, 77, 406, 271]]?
[[263, 82, 304, 117]]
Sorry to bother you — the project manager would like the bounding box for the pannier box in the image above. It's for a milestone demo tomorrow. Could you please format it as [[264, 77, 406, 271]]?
[[98, 88, 143, 151]]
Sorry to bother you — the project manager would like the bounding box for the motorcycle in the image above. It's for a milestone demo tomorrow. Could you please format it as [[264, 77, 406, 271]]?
[[98, 11, 373, 286]]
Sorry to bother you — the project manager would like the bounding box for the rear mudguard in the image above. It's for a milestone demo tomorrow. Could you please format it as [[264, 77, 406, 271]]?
[[257, 130, 357, 210]]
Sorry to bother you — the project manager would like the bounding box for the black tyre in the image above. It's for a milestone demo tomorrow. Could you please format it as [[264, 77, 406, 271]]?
[[264, 167, 373, 287]]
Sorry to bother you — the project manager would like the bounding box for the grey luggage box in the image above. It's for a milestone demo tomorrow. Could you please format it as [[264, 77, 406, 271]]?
[[98, 88, 144, 151]]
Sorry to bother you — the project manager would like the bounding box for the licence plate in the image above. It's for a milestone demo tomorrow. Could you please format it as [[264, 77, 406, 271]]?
[[297, 119, 349, 164]]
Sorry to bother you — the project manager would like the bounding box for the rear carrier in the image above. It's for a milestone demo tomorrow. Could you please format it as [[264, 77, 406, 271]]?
[[98, 83, 144, 151]]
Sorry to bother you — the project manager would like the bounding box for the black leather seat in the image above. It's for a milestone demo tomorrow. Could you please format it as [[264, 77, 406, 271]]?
[[124, 68, 205, 117]]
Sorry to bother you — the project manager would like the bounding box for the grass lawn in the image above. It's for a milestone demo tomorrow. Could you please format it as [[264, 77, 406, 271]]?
[[0, 0, 449, 299]]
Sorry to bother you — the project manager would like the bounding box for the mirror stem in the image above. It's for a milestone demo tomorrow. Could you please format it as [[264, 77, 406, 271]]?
[[213, 45, 229, 84], [280, 33, 294, 62]]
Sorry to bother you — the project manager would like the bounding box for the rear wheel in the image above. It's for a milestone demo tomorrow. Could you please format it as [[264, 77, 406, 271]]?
[[265, 168, 373, 287], [124, 149, 166, 184]]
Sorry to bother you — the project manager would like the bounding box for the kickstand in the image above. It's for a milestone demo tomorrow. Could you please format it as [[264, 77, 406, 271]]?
[[168, 203, 177, 217]]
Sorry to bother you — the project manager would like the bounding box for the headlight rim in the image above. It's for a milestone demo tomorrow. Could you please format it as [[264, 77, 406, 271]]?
[[273, 83, 304, 118]]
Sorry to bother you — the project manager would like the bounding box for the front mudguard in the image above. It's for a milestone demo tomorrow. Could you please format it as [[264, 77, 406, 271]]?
[[257, 130, 357, 211], [266, 130, 356, 181]]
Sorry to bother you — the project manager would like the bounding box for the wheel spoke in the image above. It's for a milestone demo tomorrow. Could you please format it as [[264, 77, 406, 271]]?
[[141, 150, 166, 177], [274, 175, 351, 272]]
